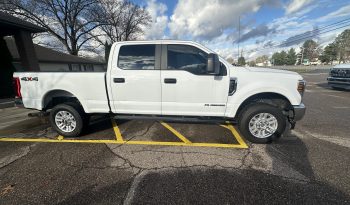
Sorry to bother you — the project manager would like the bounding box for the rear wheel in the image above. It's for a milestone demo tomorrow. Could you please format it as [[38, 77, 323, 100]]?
[[238, 103, 286, 143], [50, 103, 85, 137]]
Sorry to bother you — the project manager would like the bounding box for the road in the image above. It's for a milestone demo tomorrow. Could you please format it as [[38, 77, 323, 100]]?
[[0, 70, 349, 204]]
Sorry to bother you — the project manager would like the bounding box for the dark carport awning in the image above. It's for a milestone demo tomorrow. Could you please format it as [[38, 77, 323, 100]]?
[[0, 11, 46, 73], [0, 11, 46, 36]]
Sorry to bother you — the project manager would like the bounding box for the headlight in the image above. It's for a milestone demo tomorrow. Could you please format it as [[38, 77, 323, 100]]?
[[297, 80, 306, 96]]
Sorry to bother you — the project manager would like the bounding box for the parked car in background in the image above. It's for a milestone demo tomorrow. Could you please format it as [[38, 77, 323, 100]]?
[[327, 64, 350, 90], [310, 61, 321, 66]]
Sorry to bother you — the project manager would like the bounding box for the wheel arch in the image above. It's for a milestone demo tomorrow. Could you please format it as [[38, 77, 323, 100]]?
[[235, 92, 293, 119], [42, 89, 86, 112]]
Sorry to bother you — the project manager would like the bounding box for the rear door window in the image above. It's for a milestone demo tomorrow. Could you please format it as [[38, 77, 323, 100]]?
[[118, 45, 155, 70]]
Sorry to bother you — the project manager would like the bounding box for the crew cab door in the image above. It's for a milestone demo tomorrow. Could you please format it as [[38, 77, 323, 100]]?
[[109, 43, 161, 114], [161, 44, 229, 116]]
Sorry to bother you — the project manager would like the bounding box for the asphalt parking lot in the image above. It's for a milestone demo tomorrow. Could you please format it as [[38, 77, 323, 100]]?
[[0, 69, 350, 204]]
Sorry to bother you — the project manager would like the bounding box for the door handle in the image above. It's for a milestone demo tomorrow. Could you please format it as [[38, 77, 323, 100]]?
[[114, 78, 125, 83], [164, 78, 177, 84]]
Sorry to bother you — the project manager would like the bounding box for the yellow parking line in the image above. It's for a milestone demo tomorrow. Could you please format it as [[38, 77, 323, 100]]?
[[0, 120, 247, 149], [219, 125, 230, 129], [224, 123, 248, 148], [160, 122, 192, 144], [111, 118, 124, 142], [0, 137, 246, 148]]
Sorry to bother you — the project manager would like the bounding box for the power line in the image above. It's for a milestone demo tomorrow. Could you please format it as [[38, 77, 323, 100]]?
[[248, 18, 350, 54], [269, 21, 350, 49], [250, 23, 350, 53], [311, 18, 350, 30], [277, 18, 350, 43], [273, 23, 350, 48]]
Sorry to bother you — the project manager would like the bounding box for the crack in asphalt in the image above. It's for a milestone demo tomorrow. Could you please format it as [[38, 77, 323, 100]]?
[[180, 147, 187, 167], [110, 122, 156, 150], [239, 146, 253, 169], [58, 152, 131, 171]]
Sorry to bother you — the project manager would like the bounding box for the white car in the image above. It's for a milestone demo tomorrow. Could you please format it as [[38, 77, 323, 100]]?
[[13, 40, 306, 143]]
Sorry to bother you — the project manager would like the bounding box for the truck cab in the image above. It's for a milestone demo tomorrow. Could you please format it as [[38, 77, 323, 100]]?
[[107, 41, 229, 117]]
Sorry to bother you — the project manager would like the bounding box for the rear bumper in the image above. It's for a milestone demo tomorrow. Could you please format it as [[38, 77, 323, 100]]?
[[293, 103, 306, 121], [14, 97, 24, 108]]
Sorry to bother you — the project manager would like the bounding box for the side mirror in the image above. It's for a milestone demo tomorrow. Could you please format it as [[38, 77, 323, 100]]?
[[207, 53, 220, 75]]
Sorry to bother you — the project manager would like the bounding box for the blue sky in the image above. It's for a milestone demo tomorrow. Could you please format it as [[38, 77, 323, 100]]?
[[134, 0, 350, 61]]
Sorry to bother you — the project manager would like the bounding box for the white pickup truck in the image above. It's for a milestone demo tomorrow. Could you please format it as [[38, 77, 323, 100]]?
[[13, 40, 306, 143]]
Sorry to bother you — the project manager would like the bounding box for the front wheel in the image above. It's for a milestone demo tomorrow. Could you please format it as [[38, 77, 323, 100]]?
[[49, 104, 84, 137], [238, 103, 286, 143]]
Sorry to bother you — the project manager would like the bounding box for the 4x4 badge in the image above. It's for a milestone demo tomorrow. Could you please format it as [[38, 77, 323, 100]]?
[[21, 77, 38, 81]]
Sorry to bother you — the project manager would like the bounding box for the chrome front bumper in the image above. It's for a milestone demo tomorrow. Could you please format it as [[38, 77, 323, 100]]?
[[293, 103, 306, 121], [327, 77, 350, 89]]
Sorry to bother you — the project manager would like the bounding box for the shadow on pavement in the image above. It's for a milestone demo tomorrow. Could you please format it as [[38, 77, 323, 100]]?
[[56, 179, 133, 205], [0, 117, 50, 136], [129, 167, 349, 204], [267, 134, 315, 180], [125, 135, 349, 204], [315, 82, 349, 92]]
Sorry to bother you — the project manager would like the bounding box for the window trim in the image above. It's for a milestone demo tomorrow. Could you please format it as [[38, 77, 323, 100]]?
[[161, 44, 227, 76], [117, 44, 161, 70]]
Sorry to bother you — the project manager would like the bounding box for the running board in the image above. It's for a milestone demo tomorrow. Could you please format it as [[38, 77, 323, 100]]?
[[113, 114, 236, 124]]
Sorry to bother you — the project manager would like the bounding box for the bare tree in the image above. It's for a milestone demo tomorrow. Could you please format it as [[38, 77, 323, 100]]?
[[121, 2, 151, 41], [93, 0, 151, 48], [91, 0, 151, 61], [1, 0, 103, 55]]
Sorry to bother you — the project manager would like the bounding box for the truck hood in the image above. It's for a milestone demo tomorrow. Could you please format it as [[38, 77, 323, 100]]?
[[244, 67, 299, 75]]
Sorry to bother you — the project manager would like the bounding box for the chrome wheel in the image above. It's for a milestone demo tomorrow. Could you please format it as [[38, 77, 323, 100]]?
[[55, 111, 77, 132], [248, 113, 278, 138]]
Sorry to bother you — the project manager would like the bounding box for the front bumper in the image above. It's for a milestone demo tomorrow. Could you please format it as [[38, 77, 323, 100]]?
[[327, 77, 350, 89], [293, 103, 306, 121]]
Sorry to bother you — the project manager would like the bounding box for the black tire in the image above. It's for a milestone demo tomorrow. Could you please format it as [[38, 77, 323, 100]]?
[[238, 103, 286, 144], [49, 103, 84, 137]]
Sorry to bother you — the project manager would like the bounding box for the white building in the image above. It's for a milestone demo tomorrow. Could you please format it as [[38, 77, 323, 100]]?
[[256, 60, 272, 67]]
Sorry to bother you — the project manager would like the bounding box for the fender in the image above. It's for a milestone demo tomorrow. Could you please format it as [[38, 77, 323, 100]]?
[[225, 84, 301, 118], [41, 88, 89, 113]]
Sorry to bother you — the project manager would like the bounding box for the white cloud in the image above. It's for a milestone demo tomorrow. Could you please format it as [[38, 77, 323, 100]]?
[[168, 0, 278, 40], [285, 0, 313, 15], [143, 0, 169, 39]]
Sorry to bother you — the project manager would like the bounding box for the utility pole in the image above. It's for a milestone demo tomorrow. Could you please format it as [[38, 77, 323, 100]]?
[[238, 16, 240, 60], [300, 47, 305, 65]]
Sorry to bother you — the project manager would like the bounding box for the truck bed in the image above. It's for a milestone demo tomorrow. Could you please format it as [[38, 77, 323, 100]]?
[[13, 72, 110, 113]]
